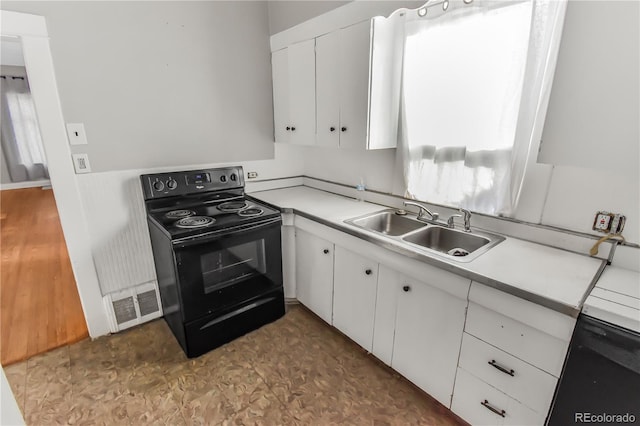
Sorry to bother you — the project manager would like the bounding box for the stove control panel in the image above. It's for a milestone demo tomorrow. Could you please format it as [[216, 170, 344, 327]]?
[[140, 166, 245, 200]]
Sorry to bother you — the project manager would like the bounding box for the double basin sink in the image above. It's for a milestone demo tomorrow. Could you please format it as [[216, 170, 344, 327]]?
[[345, 209, 504, 262]]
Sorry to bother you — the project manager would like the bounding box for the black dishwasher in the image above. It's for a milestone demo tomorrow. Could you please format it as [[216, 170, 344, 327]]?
[[548, 314, 640, 425]]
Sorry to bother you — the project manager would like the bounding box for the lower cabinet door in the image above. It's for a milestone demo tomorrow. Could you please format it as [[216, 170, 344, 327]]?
[[452, 368, 545, 426], [391, 275, 468, 408], [295, 229, 334, 324], [332, 245, 378, 351]]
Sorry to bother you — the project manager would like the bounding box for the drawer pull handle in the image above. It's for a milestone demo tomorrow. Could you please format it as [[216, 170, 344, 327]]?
[[488, 359, 515, 376], [481, 399, 506, 418]]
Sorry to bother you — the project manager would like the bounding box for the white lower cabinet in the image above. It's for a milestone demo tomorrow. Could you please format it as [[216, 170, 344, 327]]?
[[295, 228, 334, 324], [458, 333, 558, 414], [390, 274, 469, 408], [292, 220, 571, 425], [452, 368, 544, 426], [450, 282, 576, 425], [332, 246, 378, 351]]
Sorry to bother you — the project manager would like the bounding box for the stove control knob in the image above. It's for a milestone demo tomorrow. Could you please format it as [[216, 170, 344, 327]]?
[[230, 173, 237, 181], [166, 179, 177, 190], [220, 175, 227, 183], [153, 180, 165, 192]]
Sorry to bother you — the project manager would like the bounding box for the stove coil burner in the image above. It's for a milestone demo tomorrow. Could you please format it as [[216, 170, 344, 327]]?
[[238, 207, 264, 218], [175, 216, 216, 229], [217, 201, 249, 213], [165, 209, 196, 220]]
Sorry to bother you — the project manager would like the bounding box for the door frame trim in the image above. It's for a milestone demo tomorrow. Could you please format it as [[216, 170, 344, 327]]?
[[1, 10, 110, 337]]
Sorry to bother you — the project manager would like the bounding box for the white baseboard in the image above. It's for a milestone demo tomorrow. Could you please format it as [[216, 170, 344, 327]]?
[[0, 180, 51, 190]]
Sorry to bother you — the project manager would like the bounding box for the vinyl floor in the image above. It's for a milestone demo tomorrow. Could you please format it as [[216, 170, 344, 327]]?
[[4, 304, 466, 425]]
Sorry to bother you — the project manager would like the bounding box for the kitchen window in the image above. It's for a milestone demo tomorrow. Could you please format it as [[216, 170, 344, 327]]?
[[395, 0, 567, 217]]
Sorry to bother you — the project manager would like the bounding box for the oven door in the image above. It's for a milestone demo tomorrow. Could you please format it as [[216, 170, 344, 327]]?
[[173, 217, 283, 323]]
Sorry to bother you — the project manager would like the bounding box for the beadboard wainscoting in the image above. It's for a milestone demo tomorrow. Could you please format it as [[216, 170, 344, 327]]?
[[77, 171, 157, 295]]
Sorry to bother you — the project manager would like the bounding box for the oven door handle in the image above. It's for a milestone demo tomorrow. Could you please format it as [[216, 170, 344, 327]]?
[[199, 296, 277, 331], [173, 216, 281, 248]]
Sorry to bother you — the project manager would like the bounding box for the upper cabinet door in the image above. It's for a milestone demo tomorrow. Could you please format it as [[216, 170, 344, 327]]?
[[315, 31, 341, 148], [339, 20, 372, 150], [287, 39, 316, 145], [271, 48, 290, 144]]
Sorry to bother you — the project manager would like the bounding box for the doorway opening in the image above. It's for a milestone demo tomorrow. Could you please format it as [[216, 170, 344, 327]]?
[[0, 37, 88, 366]]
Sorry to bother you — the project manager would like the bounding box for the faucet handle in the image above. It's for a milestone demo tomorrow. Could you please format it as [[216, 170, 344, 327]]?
[[447, 214, 462, 228]]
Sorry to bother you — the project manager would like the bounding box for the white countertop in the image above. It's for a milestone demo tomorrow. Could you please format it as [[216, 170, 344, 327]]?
[[250, 186, 605, 315], [583, 266, 640, 332]]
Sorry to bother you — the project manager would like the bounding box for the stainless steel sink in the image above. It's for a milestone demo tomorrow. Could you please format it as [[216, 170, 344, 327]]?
[[345, 209, 504, 262], [401, 225, 504, 261], [348, 210, 426, 236], [402, 226, 490, 256]]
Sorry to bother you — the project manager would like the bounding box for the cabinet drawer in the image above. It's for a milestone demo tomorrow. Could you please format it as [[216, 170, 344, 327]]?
[[459, 333, 557, 413], [452, 368, 545, 426], [465, 302, 569, 376]]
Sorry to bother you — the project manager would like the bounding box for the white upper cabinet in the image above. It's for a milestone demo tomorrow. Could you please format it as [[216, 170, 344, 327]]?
[[339, 21, 372, 150], [316, 20, 371, 149], [272, 18, 398, 149], [271, 39, 316, 145], [271, 48, 290, 144], [315, 30, 341, 147]]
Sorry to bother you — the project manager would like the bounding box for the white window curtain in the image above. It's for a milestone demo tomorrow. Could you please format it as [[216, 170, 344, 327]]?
[[397, 0, 567, 216], [1, 75, 49, 182]]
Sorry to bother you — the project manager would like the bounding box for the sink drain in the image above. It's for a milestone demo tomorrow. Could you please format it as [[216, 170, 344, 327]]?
[[447, 248, 470, 257]]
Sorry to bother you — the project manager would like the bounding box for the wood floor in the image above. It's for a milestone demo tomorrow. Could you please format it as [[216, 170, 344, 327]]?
[[1, 187, 88, 366]]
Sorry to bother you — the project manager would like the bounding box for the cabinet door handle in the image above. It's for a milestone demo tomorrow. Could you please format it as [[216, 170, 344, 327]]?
[[481, 400, 506, 418], [341, 126, 347, 132], [323, 249, 329, 254], [365, 269, 372, 275], [402, 285, 410, 292], [286, 126, 291, 131], [291, 126, 296, 131], [488, 360, 515, 377], [330, 127, 336, 132]]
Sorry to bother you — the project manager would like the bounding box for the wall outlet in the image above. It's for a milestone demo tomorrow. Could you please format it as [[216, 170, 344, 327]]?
[[66, 123, 88, 145], [592, 211, 626, 234], [247, 171, 258, 179], [72, 153, 92, 174]]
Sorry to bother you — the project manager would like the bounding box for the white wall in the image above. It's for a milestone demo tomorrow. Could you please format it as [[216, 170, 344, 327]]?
[[1, 368, 24, 425], [1, 41, 27, 185], [1, 1, 276, 173], [267, 1, 351, 35], [538, 1, 639, 174]]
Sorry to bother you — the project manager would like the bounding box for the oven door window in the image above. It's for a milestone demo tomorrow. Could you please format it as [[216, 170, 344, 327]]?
[[174, 221, 283, 323], [201, 240, 266, 293]]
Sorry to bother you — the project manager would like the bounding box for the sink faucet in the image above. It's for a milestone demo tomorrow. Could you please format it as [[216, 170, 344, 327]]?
[[403, 201, 439, 223], [460, 208, 472, 232]]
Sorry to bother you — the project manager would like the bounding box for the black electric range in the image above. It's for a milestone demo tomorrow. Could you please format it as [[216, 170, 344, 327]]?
[[140, 166, 284, 358]]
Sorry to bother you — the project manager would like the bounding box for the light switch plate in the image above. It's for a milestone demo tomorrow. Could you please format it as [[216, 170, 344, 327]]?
[[66, 123, 88, 145], [72, 153, 91, 174]]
